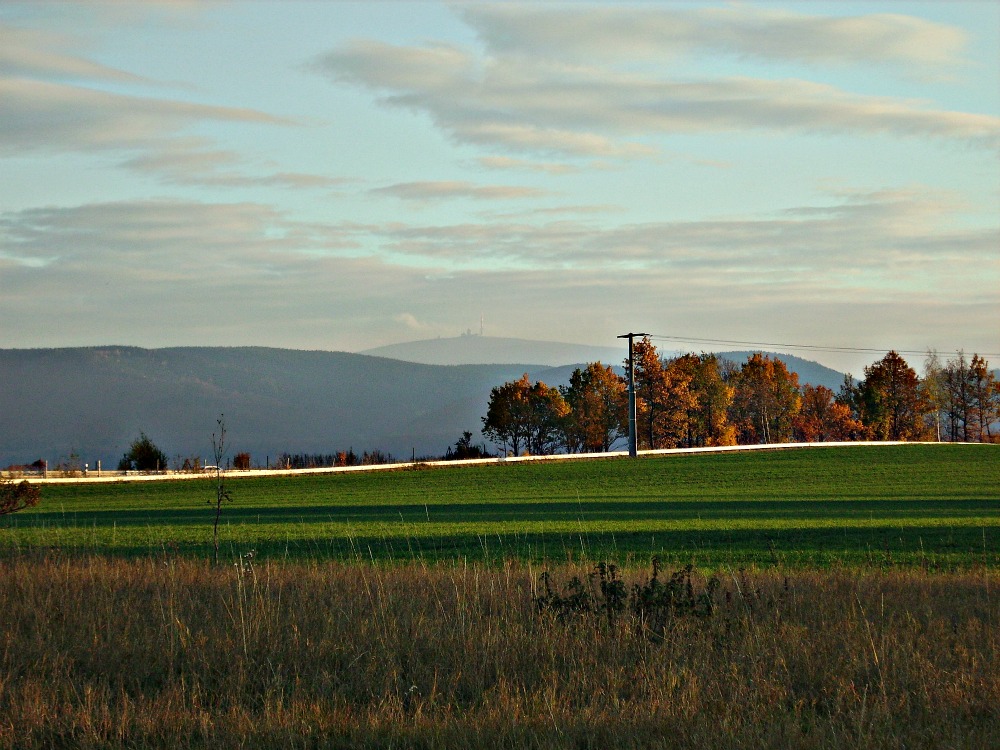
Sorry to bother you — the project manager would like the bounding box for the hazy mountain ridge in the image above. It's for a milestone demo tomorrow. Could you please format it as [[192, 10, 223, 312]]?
[[0, 346, 559, 468], [713, 351, 849, 390], [361, 336, 625, 367], [1, 342, 850, 468]]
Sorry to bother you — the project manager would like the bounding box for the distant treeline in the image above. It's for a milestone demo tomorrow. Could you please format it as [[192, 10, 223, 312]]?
[[481, 341, 1000, 456], [272, 450, 396, 469]]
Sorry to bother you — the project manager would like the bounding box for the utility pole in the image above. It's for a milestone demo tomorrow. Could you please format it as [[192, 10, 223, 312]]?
[[618, 332, 650, 457]]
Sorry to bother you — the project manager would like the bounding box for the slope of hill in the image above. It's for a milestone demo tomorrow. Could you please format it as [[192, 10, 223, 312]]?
[[360, 335, 626, 367], [0, 347, 559, 469]]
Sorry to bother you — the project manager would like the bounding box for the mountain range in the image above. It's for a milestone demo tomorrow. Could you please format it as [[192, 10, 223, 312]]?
[[0, 338, 849, 469]]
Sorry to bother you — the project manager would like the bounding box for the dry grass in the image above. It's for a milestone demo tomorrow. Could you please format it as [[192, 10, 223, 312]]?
[[0, 554, 997, 749]]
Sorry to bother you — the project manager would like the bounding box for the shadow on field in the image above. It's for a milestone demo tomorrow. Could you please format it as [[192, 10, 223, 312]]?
[[12, 498, 996, 528], [9, 525, 996, 568]]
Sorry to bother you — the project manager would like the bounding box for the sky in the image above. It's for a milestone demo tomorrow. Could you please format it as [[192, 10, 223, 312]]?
[[1, 1, 997, 374]]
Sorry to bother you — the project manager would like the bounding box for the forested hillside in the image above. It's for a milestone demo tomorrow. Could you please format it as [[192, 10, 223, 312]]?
[[0, 347, 558, 468]]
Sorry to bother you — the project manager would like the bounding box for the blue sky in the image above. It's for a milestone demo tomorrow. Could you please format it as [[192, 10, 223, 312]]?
[[1, 1, 997, 373]]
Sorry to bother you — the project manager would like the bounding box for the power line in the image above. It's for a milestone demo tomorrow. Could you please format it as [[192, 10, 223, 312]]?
[[645, 334, 1000, 359]]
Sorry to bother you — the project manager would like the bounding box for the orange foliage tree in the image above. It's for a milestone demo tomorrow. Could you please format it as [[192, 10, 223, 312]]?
[[793, 384, 863, 442], [482, 374, 568, 456], [560, 363, 627, 453], [728, 354, 801, 444]]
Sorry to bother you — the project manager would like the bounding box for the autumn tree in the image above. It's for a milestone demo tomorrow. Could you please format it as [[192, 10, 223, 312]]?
[[631, 337, 670, 450], [728, 353, 801, 444], [526, 380, 570, 455], [852, 351, 929, 441], [968, 354, 999, 442], [653, 357, 698, 448], [793, 384, 863, 442], [683, 354, 736, 447], [482, 374, 568, 456], [921, 350, 947, 442], [482, 375, 532, 457], [943, 351, 973, 442], [560, 362, 627, 453]]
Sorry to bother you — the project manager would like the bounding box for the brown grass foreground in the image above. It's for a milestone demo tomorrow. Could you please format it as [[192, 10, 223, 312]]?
[[0, 556, 997, 749]]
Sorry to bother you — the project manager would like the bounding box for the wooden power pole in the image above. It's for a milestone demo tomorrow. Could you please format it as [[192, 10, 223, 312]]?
[[618, 332, 649, 457]]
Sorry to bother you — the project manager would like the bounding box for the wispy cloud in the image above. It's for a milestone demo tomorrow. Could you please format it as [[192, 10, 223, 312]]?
[[0, 78, 290, 153], [0, 22, 150, 83], [476, 156, 581, 175], [461, 6, 970, 74], [1, 190, 995, 358], [371, 180, 548, 202], [121, 139, 349, 190], [317, 36, 998, 158]]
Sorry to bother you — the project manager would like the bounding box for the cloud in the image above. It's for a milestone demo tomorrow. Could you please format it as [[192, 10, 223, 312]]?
[[1, 194, 995, 364], [120, 139, 350, 190], [0, 200, 361, 279], [476, 156, 581, 175], [0, 23, 150, 83], [393, 312, 431, 331], [371, 187, 999, 294], [0, 198, 427, 349], [317, 38, 999, 158], [371, 180, 548, 202], [461, 5, 970, 73], [0, 78, 290, 154]]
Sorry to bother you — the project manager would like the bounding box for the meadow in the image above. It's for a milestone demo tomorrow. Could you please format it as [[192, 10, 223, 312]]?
[[4, 444, 998, 567], [1, 557, 996, 749], [2, 444, 998, 748]]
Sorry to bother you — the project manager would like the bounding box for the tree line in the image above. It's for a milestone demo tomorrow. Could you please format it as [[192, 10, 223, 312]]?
[[481, 340, 1000, 456]]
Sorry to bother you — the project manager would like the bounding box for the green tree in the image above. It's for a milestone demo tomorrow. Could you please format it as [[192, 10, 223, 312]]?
[[445, 431, 491, 460], [118, 433, 168, 472], [855, 351, 929, 441]]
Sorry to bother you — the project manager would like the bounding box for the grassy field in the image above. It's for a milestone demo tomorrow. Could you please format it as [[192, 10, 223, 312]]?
[[4, 444, 998, 567], [3, 444, 998, 748], [1, 557, 996, 749]]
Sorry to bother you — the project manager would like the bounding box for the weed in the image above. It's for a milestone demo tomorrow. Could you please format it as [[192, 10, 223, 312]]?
[[534, 559, 720, 634]]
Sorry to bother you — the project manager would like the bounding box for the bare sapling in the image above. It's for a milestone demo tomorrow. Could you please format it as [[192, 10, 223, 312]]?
[[210, 414, 232, 565]]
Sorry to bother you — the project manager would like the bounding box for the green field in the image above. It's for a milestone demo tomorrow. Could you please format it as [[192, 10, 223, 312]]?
[[4, 444, 998, 567]]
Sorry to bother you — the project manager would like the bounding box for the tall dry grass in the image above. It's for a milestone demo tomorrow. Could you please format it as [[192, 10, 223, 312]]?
[[0, 554, 996, 749]]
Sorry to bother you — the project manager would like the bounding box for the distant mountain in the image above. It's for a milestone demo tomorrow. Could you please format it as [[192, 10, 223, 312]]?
[[0, 345, 854, 470], [360, 335, 626, 367], [0, 347, 565, 469], [362, 336, 848, 391]]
